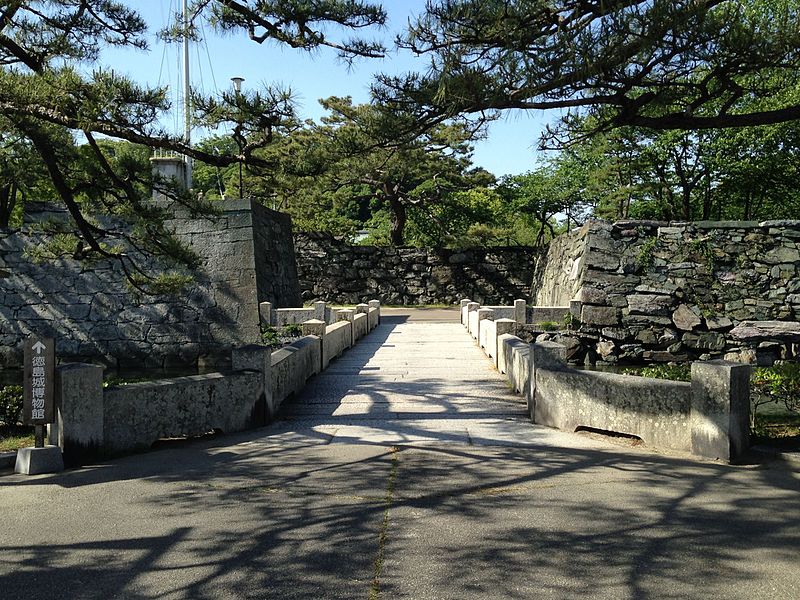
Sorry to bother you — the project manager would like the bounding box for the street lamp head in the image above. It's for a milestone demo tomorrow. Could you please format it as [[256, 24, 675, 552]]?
[[230, 76, 245, 93]]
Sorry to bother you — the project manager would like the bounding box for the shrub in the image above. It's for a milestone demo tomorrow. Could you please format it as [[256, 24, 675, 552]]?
[[0, 385, 24, 426], [282, 323, 303, 337], [625, 364, 691, 382], [261, 325, 280, 347], [536, 321, 560, 331], [752, 363, 800, 419]]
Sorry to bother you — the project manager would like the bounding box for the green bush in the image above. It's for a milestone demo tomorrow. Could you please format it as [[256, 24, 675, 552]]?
[[260, 325, 280, 346], [630, 361, 800, 433], [0, 385, 24, 426], [624, 364, 691, 381], [282, 323, 303, 337], [536, 321, 560, 331], [752, 363, 800, 415]]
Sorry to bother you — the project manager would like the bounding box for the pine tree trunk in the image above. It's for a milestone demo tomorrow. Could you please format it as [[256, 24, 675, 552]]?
[[389, 196, 406, 246]]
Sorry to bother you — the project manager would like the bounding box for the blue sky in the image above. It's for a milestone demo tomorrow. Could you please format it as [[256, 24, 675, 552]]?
[[104, 1, 551, 177]]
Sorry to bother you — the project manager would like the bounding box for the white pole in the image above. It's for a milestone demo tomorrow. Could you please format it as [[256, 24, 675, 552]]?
[[182, 0, 192, 190]]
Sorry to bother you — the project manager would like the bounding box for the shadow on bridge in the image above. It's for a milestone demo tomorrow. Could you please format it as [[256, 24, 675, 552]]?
[[1, 424, 798, 599], [2, 317, 798, 598]]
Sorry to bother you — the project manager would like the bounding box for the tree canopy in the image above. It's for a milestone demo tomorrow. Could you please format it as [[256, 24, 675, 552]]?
[[375, 1, 800, 139], [0, 0, 385, 290]]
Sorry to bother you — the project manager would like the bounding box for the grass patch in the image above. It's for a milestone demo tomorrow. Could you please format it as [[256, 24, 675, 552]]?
[[0, 426, 34, 453], [751, 407, 800, 449]]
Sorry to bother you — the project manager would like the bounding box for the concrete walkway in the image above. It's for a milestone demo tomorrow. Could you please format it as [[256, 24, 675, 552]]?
[[276, 315, 599, 450], [1, 315, 799, 599]]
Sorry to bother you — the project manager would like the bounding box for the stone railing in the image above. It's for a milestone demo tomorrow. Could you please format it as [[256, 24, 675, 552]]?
[[259, 299, 381, 327], [49, 301, 381, 465], [461, 298, 750, 462]]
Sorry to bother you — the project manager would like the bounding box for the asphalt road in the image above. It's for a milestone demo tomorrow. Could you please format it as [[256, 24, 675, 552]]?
[[1, 318, 798, 599]]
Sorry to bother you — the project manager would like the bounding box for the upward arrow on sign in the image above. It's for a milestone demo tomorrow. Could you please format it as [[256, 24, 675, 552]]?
[[32, 341, 47, 355]]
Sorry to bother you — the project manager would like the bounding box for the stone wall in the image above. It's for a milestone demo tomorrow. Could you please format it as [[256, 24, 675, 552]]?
[[530, 219, 800, 365], [252, 205, 301, 307], [0, 199, 299, 369], [294, 232, 538, 305]]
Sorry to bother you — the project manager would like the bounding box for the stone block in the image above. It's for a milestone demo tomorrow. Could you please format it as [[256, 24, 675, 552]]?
[[585, 250, 620, 271], [627, 294, 673, 315], [729, 320, 800, 342], [50, 363, 104, 466], [706, 316, 733, 331], [575, 286, 607, 305], [762, 246, 800, 265], [672, 304, 702, 331], [581, 305, 620, 326], [313, 301, 327, 321], [514, 299, 526, 324], [14, 446, 64, 475], [259, 302, 272, 326], [682, 332, 727, 351], [231, 344, 273, 422], [691, 361, 750, 462]]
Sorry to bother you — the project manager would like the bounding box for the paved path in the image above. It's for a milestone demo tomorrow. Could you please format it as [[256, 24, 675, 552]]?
[[277, 316, 594, 449], [1, 315, 799, 599]]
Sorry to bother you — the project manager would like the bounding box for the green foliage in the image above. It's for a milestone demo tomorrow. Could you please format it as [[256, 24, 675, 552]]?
[[259, 323, 305, 347], [383, 1, 800, 140], [624, 364, 692, 382], [261, 325, 280, 347], [685, 238, 717, 272], [635, 237, 660, 273], [752, 364, 800, 415], [563, 312, 579, 331], [536, 321, 560, 331], [0, 385, 24, 426], [0, 1, 386, 286], [282, 323, 304, 337]]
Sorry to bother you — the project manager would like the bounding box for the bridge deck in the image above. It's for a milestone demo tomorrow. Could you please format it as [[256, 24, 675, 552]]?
[[277, 316, 593, 449]]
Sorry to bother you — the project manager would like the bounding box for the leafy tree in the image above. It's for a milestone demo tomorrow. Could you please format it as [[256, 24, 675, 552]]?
[[0, 120, 54, 227], [496, 157, 592, 245], [283, 96, 493, 245], [0, 1, 386, 289], [376, 1, 800, 139]]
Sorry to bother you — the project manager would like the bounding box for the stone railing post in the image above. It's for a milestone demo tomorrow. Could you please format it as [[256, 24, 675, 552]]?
[[569, 299, 582, 322], [460, 299, 472, 325], [527, 342, 568, 423], [303, 319, 327, 371], [49, 363, 104, 466], [476, 308, 493, 344], [259, 302, 273, 327], [356, 303, 369, 315], [466, 302, 480, 335], [368, 299, 381, 325], [494, 318, 516, 370], [232, 344, 274, 424], [514, 299, 527, 324], [690, 361, 750, 462], [337, 309, 355, 346], [313, 301, 327, 322]]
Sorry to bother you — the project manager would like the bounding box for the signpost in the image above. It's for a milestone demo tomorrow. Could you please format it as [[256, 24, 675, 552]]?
[[23, 337, 55, 448]]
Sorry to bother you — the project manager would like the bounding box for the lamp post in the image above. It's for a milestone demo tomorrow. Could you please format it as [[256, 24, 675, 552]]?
[[231, 76, 245, 199]]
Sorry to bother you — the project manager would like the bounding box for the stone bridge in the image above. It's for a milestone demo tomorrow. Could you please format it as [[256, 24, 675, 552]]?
[[275, 308, 584, 449]]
